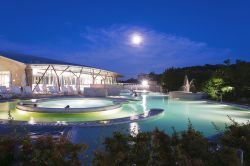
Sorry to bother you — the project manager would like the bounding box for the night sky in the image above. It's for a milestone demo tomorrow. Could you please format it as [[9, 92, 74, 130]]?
[[0, 0, 249, 78]]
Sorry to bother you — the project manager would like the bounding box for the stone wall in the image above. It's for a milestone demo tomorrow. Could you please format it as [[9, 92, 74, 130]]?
[[169, 91, 205, 100], [123, 84, 162, 92], [84, 87, 108, 97], [90, 84, 123, 96], [25, 66, 33, 87]]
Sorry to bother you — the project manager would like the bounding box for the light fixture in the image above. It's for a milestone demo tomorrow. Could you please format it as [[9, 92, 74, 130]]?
[[141, 80, 148, 87]]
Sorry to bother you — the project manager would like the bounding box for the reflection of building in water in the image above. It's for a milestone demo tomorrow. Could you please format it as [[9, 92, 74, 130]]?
[[142, 95, 150, 117], [28, 117, 35, 125], [130, 122, 139, 137], [142, 95, 147, 112]]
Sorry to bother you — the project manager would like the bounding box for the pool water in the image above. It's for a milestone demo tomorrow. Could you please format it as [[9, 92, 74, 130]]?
[[37, 98, 114, 108], [0, 94, 249, 138]]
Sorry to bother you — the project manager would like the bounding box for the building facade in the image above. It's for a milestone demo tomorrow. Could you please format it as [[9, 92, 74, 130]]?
[[0, 52, 120, 91]]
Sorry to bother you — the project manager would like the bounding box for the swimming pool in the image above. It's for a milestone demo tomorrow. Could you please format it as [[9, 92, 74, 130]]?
[[0, 93, 249, 138], [37, 98, 114, 108]]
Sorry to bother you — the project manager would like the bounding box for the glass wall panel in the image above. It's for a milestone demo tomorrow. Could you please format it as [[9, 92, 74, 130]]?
[[31, 66, 116, 89], [0, 71, 11, 87]]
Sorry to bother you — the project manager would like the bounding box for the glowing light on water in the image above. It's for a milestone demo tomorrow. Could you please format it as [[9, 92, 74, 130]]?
[[31, 99, 37, 102], [143, 111, 149, 117], [17, 109, 27, 115], [101, 120, 109, 124], [142, 95, 147, 112], [130, 122, 139, 137], [183, 100, 207, 104], [130, 115, 139, 120], [56, 121, 67, 125], [203, 104, 229, 108], [28, 117, 35, 125], [100, 108, 120, 115], [61, 121, 67, 125], [38, 98, 114, 108]]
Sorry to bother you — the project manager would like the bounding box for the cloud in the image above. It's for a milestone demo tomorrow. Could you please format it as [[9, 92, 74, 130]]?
[[73, 25, 231, 78], [0, 38, 67, 59], [0, 25, 232, 78]]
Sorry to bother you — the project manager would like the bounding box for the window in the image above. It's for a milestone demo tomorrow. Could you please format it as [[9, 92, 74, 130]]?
[[0, 71, 11, 87]]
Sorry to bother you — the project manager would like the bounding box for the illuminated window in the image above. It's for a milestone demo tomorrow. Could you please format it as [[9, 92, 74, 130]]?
[[0, 71, 11, 87]]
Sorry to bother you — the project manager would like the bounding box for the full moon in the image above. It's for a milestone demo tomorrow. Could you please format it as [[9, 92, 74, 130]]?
[[131, 33, 143, 45]]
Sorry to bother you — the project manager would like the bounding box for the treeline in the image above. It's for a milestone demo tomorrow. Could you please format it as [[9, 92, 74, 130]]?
[[161, 64, 222, 92], [119, 60, 250, 103], [161, 60, 250, 103]]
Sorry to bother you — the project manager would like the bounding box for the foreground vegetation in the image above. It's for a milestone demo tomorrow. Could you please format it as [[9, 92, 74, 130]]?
[[93, 119, 250, 166], [1, 119, 250, 165], [0, 133, 87, 166]]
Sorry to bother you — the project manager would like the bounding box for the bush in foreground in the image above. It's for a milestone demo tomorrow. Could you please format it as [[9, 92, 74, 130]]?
[[0, 133, 87, 166], [93, 120, 250, 166], [1, 119, 249, 166]]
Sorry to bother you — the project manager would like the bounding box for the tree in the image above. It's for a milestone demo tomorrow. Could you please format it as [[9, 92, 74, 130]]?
[[202, 77, 233, 101], [92, 120, 249, 165], [220, 119, 250, 165], [223, 59, 231, 66], [0, 133, 87, 166]]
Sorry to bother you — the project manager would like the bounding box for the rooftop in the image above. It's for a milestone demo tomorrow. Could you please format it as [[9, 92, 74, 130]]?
[[0, 51, 87, 67], [0, 51, 120, 76]]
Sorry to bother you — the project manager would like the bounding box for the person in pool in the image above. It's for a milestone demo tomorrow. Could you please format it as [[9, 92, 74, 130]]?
[[133, 91, 138, 97]]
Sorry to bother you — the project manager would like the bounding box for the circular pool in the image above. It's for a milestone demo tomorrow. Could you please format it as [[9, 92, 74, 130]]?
[[38, 98, 115, 108], [16, 98, 126, 113], [0, 93, 249, 137]]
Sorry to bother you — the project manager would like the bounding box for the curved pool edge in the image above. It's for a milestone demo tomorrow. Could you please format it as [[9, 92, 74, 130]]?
[[15, 97, 133, 113], [169, 98, 250, 110], [0, 108, 164, 127], [16, 103, 122, 113], [206, 100, 250, 110]]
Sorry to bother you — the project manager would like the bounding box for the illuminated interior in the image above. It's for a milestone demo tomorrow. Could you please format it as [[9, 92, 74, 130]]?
[[30, 64, 118, 91]]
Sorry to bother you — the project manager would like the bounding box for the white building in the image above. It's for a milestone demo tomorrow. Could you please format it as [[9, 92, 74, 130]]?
[[0, 52, 120, 92]]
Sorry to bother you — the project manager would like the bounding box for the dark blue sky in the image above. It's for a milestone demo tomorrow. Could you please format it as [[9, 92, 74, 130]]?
[[0, 0, 249, 78]]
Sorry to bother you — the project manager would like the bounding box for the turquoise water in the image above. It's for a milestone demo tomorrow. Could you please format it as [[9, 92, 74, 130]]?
[[37, 98, 114, 108], [1, 93, 250, 157], [0, 93, 249, 139], [67, 94, 250, 153]]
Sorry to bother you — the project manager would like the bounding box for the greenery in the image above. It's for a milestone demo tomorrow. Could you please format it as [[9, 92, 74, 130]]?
[[161, 64, 222, 92], [160, 60, 250, 104], [1, 119, 250, 165], [220, 117, 250, 165], [202, 77, 227, 100], [118, 59, 250, 103], [0, 133, 87, 166], [93, 119, 250, 166]]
